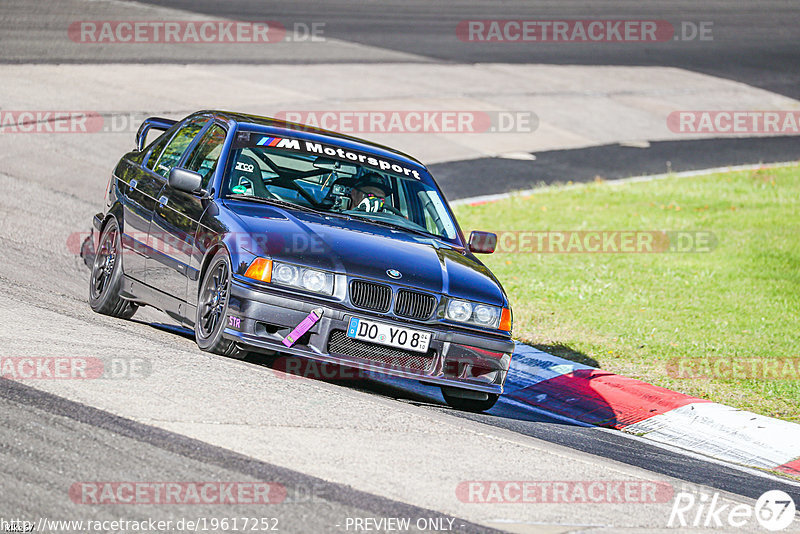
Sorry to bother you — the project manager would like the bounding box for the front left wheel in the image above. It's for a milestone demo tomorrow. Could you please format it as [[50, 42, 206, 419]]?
[[89, 218, 138, 319], [195, 250, 247, 358]]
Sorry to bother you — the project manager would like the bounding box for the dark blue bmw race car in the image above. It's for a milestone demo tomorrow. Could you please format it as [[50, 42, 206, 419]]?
[[89, 111, 513, 411]]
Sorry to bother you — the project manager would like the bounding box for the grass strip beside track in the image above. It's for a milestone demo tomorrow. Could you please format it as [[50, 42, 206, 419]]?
[[454, 164, 800, 421]]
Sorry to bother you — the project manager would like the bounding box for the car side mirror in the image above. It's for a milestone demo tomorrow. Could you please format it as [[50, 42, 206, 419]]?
[[468, 231, 497, 254], [168, 167, 203, 194]]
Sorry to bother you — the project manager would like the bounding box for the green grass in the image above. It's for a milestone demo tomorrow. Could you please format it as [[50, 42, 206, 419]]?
[[454, 164, 800, 422]]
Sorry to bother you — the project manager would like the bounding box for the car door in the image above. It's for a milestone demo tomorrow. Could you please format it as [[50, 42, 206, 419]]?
[[147, 121, 228, 305], [117, 126, 176, 281], [143, 116, 209, 295]]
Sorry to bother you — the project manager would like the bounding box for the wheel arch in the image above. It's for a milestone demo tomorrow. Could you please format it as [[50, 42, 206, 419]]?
[[99, 203, 125, 235], [197, 243, 231, 298]]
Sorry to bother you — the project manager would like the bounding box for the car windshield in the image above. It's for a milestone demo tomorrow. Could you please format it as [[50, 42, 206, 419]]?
[[223, 133, 459, 242]]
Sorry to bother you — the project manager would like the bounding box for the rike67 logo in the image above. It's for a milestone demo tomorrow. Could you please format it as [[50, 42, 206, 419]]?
[[668, 490, 796, 531]]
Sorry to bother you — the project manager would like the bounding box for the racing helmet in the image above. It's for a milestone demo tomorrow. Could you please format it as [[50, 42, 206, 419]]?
[[352, 173, 391, 212]]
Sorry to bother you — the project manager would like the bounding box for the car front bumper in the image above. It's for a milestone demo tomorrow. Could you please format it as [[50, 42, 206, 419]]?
[[224, 277, 513, 395]]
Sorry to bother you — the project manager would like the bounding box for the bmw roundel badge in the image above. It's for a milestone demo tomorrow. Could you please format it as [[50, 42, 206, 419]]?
[[387, 269, 402, 279]]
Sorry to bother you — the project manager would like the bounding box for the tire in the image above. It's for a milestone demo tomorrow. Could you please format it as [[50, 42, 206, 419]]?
[[195, 250, 247, 359], [441, 387, 499, 412], [89, 218, 138, 319]]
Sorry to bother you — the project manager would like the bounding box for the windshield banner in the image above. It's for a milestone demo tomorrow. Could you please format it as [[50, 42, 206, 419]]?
[[246, 134, 423, 179]]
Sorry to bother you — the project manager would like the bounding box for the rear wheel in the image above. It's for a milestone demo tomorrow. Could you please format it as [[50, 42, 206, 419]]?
[[195, 250, 247, 358], [89, 218, 137, 319], [441, 387, 499, 412]]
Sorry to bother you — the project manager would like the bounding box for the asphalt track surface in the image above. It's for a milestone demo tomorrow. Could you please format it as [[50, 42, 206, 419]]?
[[0, 379, 500, 534], [8, 0, 795, 199], [2, 1, 800, 532], [432, 136, 800, 200], [137, 0, 800, 201], [60, 1, 800, 100]]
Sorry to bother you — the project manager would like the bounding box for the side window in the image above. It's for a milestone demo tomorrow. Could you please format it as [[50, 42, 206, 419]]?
[[423, 207, 437, 234], [145, 131, 171, 170], [153, 118, 208, 178], [185, 124, 227, 188], [418, 190, 456, 239], [397, 178, 425, 229]]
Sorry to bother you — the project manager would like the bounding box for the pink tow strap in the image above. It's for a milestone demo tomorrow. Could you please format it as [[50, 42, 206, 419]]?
[[282, 308, 323, 347]]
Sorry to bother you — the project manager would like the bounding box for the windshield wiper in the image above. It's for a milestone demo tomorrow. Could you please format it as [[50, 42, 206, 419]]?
[[223, 195, 350, 220], [348, 214, 440, 240], [224, 195, 319, 214]]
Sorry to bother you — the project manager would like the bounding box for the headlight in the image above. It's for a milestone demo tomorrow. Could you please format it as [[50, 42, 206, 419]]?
[[244, 259, 334, 296], [274, 262, 333, 295], [473, 304, 499, 325], [445, 298, 510, 331], [301, 269, 328, 293], [446, 299, 473, 322], [273, 263, 299, 285]]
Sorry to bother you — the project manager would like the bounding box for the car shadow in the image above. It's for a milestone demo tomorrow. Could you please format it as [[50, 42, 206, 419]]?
[[240, 348, 615, 428], [139, 322, 440, 406], [137, 321, 616, 428], [146, 322, 195, 340], [531, 343, 601, 368], [243, 351, 440, 406], [80, 230, 95, 270]]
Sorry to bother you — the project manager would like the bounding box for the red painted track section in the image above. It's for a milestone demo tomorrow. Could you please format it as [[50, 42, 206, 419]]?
[[776, 458, 800, 476], [509, 369, 708, 429]]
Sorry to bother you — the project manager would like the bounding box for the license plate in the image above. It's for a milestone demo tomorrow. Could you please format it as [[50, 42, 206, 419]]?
[[346, 317, 431, 353]]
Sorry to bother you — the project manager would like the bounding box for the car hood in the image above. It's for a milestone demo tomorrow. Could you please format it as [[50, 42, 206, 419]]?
[[225, 200, 506, 306]]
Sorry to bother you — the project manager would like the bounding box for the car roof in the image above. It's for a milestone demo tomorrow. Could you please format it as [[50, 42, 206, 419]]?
[[197, 110, 427, 171]]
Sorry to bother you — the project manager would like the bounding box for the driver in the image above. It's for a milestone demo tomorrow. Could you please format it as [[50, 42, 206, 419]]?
[[349, 173, 390, 212]]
